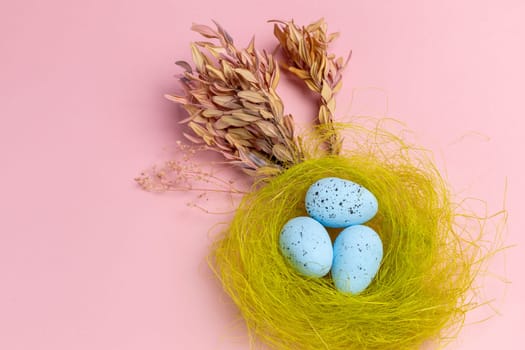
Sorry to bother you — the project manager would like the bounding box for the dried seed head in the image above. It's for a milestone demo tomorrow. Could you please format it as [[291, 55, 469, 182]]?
[[166, 22, 304, 176], [271, 18, 351, 154]]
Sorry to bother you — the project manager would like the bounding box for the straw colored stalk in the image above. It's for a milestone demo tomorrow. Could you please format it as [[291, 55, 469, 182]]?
[[272, 18, 351, 155], [165, 22, 303, 177]]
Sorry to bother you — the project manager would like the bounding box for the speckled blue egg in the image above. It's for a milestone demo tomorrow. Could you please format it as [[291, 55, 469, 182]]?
[[332, 225, 383, 294], [305, 177, 378, 228], [279, 216, 333, 278]]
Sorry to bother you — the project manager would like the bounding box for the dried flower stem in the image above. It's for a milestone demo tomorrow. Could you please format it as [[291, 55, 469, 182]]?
[[165, 22, 304, 178], [272, 18, 350, 155], [135, 142, 247, 194]]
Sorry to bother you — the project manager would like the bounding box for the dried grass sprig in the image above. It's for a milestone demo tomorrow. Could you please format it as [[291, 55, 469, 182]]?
[[165, 22, 303, 177], [135, 142, 247, 195], [272, 18, 351, 154]]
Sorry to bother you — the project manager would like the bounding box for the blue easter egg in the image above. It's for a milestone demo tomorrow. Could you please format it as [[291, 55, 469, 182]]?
[[279, 216, 333, 278], [332, 225, 383, 294], [305, 177, 378, 228]]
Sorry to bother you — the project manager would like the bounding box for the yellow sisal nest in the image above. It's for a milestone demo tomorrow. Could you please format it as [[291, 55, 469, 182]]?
[[211, 124, 484, 350], [147, 19, 499, 350]]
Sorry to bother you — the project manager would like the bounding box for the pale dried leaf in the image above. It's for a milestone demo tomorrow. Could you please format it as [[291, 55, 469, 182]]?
[[209, 88, 228, 97], [202, 109, 223, 117], [343, 51, 352, 69], [336, 56, 344, 68], [192, 115, 208, 124], [220, 115, 250, 127], [247, 150, 271, 168], [318, 105, 329, 125], [268, 94, 283, 119], [321, 81, 332, 102], [231, 111, 260, 122], [288, 66, 311, 80], [310, 60, 319, 82], [212, 95, 236, 107], [256, 120, 280, 138], [215, 143, 233, 153], [178, 114, 194, 124], [270, 65, 281, 90], [225, 132, 252, 147], [183, 132, 205, 144], [191, 23, 219, 38], [213, 118, 230, 130], [259, 109, 274, 120], [182, 71, 206, 84], [188, 121, 209, 138], [205, 64, 226, 81], [273, 24, 286, 44], [239, 50, 252, 66], [318, 55, 327, 81], [181, 105, 200, 118], [210, 83, 235, 94], [234, 68, 258, 83], [283, 114, 295, 138], [212, 20, 234, 45], [224, 133, 237, 147], [175, 61, 192, 73], [220, 151, 238, 160], [247, 36, 255, 54], [238, 90, 267, 103], [266, 53, 275, 70], [190, 44, 205, 72], [225, 101, 244, 109], [264, 71, 271, 86], [327, 32, 339, 43], [228, 127, 253, 140], [214, 137, 233, 151], [240, 108, 260, 116], [306, 18, 325, 33], [288, 22, 301, 43], [206, 46, 228, 59], [332, 79, 343, 94], [326, 97, 336, 115], [241, 100, 265, 112], [164, 94, 187, 104], [221, 61, 235, 81], [298, 37, 308, 64], [190, 93, 213, 108], [254, 138, 273, 154], [205, 122, 218, 136], [304, 79, 319, 92], [272, 144, 294, 163], [194, 40, 220, 48]]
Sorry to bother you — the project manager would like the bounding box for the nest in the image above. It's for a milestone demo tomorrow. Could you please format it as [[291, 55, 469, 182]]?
[[211, 126, 484, 350], [151, 20, 497, 350]]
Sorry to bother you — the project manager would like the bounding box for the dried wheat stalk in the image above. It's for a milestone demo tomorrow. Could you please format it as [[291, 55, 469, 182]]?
[[165, 22, 303, 177], [272, 18, 350, 155]]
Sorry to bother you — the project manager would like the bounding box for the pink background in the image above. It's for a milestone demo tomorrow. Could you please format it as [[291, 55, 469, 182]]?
[[1, 1, 524, 349]]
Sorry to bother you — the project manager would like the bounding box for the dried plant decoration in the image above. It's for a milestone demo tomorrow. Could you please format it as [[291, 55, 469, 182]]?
[[165, 21, 303, 177], [272, 18, 351, 155], [135, 142, 247, 195]]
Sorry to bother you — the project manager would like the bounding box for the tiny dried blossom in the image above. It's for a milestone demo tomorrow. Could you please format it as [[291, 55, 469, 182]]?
[[165, 22, 304, 178], [135, 142, 246, 195]]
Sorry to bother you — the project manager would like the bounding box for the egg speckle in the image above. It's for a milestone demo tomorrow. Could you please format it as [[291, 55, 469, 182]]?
[[332, 225, 383, 294], [279, 217, 333, 278], [305, 177, 378, 228]]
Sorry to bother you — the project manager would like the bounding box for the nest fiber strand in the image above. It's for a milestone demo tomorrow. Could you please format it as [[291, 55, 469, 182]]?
[[212, 124, 482, 349]]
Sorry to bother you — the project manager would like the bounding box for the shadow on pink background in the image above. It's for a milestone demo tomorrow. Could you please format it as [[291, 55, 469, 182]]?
[[1, 1, 524, 349]]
